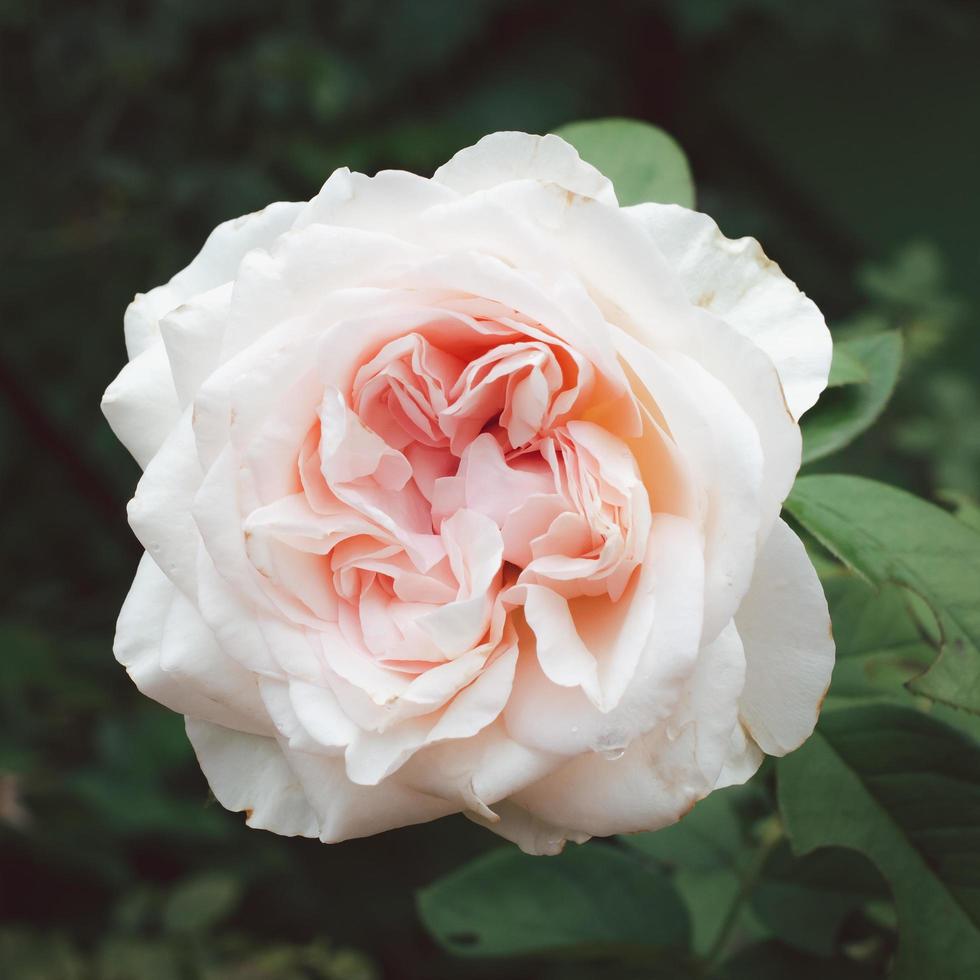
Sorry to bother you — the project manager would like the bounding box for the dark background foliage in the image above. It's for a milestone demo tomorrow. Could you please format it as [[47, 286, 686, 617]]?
[[1, 1, 978, 976]]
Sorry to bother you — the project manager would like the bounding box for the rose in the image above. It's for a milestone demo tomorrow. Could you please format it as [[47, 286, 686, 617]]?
[[102, 131, 834, 855]]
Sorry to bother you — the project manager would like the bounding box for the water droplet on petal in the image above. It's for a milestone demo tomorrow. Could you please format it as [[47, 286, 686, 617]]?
[[594, 732, 627, 760]]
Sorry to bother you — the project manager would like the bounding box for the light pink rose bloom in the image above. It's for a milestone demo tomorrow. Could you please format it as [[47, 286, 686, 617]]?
[[102, 132, 834, 854]]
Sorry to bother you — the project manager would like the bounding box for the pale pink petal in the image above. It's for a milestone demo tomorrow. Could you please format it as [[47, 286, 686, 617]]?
[[505, 514, 704, 754], [427, 645, 519, 742], [191, 714, 459, 845], [519, 585, 601, 706], [404, 443, 458, 504], [500, 495, 571, 567], [381, 251, 628, 403], [244, 492, 384, 556], [320, 631, 412, 706], [431, 433, 556, 531], [459, 179, 798, 546], [194, 449, 318, 627]]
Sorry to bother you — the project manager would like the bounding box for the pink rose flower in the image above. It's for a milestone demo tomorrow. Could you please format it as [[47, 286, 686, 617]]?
[[103, 132, 834, 854]]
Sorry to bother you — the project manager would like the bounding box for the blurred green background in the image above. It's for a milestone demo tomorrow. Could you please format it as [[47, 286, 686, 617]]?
[[2, 1, 979, 977]]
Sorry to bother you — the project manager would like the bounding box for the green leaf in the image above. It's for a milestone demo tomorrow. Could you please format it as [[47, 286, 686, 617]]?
[[623, 788, 884, 959], [937, 490, 980, 533], [0, 928, 85, 980], [717, 940, 878, 980], [777, 704, 980, 980], [96, 938, 183, 980], [162, 872, 242, 935], [749, 844, 885, 956], [822, 575, 937, 703], [621, 789, 749, 956], [827, 343, 870, 387], [622, 786, 744, 872], [786, 475, 980, 714], [417, 842, 690, 958], [802, 331, 902, 463], [552, 117, 695, 208]]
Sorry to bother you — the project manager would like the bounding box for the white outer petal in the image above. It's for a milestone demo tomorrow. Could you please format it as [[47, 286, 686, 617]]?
[[188, 717, 460, 844], [616, 328, 764, 642], [397, 720, 563, 814], [627, 202, 832, 420], [466, 800, 591, 856], [433, 131, 617, 205], [295, 166, 459, 237], [511, 622, 745, 838], [714, 722, 765, 790], [185, 719, 322, 838], [101, 339, 180, 469], [734, 517, 834, 755], [127, 410, 203, 598], [124, 201, 303, 358], [115, 554, 271, 735], [159, 283, 233, 407]]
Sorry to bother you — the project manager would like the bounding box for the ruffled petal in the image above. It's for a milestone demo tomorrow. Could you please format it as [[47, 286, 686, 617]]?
[[433, 131, 617, 205], [295, 167, 459, 236], [626, 203, 832, 420], [454, 178, 799, 545], [125, 201, 303, 358], [504, 514, 704, 755]]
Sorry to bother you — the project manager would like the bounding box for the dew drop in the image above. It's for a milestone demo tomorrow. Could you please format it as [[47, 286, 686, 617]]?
[[594, 732, 627, 760]]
